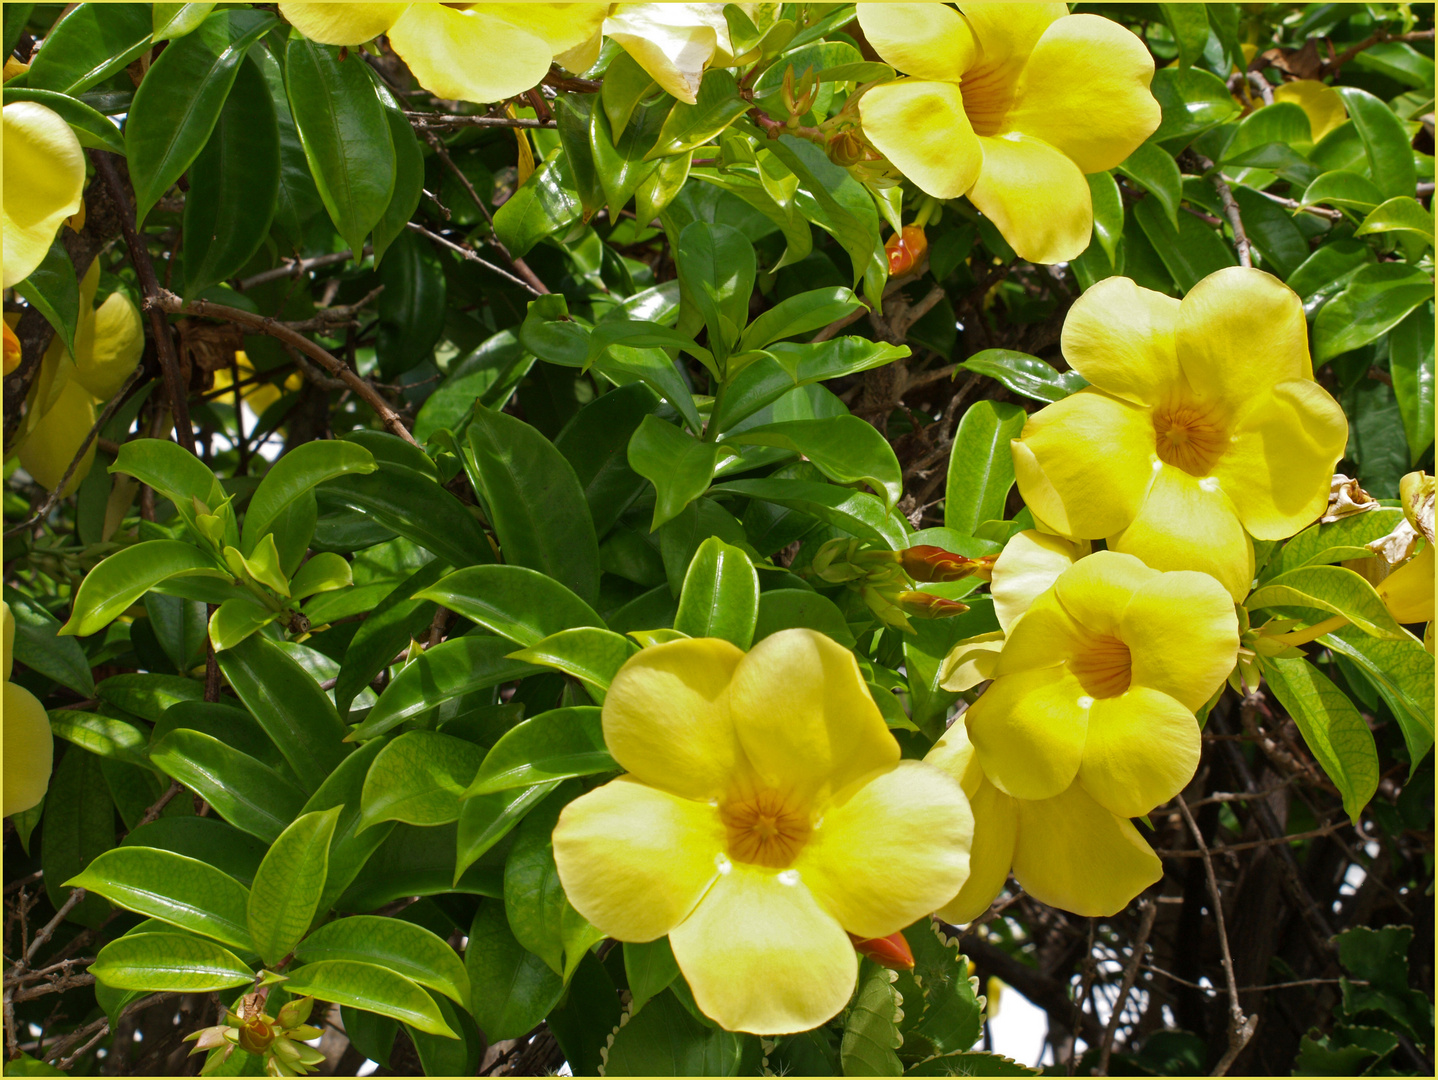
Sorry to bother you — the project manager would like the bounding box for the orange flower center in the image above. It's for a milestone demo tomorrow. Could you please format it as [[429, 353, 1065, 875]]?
[[1152, 402, 1227, 476], [959, 60, 1022, 136], [720, 788, 811, 868], [1069, 633, 1133, 698]]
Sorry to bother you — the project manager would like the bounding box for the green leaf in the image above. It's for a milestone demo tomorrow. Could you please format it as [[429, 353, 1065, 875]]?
[[590, 96, 662, 219], [98, 672, 202, 721], [1312, 263, 1434, 363], [12, 240, 78, 356], [958, 349, 1086, 405], [1159, 2, 1211, 67], [944, 401, 1026, 535], [291, 552, 352, 600], [554, 382, 663, 537], [1301, 169, 1386, 213], [1335, 87, 1418, 200], [456, 782, 558, 884], [407, 997, 483, 1078], [842, 964, 904, 1077], [216, 633, 348, 791], [1389, 303, 1435, 464], [66, 846, 255, 951], [1117, 141, 1182, 229], [502, 787, 587, 977], [48, 710, 147, 766], [1247, 564, 1409, 639], [1087, 171, 1124, 264], [465, 901, 564, 1042], [125, 8, 277, 225], [754, 588, 855, 647], [376, 228, 448, 378], [548, 952, 624, 1079], [1272, 509, 1406, 576], [42, 745, 115, 927], [417, 565, 604, 649], [358, 730, 486, 831], [1133, 194, 1238, 292], [243, 439, 375, 555], [648, 69, 749, 159], [0, 87, 125, 154], [284, 35, 395, 255], [676, 220, 755, 363], [349, 635, 541, 741], [609, 990, 759, 1073], [709, 478, 907, 548], [181, 54, 278, 296], [122, 817, 268, 887], [1320, 624, 1434, 770], [739, 286, 861, 352], [152, 2, 216, 40], [149, 727, 308, 844], [1355, 196, 1434, 243], [1148, 67, 1239, 144], [1262, 657, 1379, 825], [725, 416, 903, 511], [906, 1052, 1039, 1076], [207, 597, 277, 652], [283, 960, 457, 1038], [3, 586, 94, 695], [586, 319, 714, 371], [624, 938, 680, 1016], [464, 706, 614, 796], [673, 535, 760, 648], [372, 105, 425, 264], [493, 153, 582, 259], [627, 414, 721, 530], [601, 50, 659, 140], [59, 540, 229, 637], [507, 627, 639, 703], [109, 438, 234, 545], [333, 561, 445, 714], [1231, 186, 1309, 279], [297, 739, 395, 914], [91, 932, 254, 992], [321, 468, 492, 578], [711, 337, 909, 432], [25, 2, 152, 94], [246, 807, 339, 966], [902, 919, 985, 1055]]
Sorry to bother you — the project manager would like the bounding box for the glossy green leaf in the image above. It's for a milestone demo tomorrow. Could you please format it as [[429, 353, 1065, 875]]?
[[944, 400, 1027, 535], [59, 541, 229, 637], [181, 54, 278, 296], [41, 745, 113, 927], [99, 673, 203, 722], [1320, 624, 1434, 770], [333, 561, 446, 715], [1087, 171, 1124, 263], [503, 787, 591, 978], [25, 2, 152, 94], [216, 632, 348, 791], [493, 153, 582, 259], [3, 585, 94, 695], [627, 414, 720, 530], [122, 817, 268, 887], [841, 965, 904, 1077], [66, 846, 254, 951], [1231, 185, 1308, 279], [0, 87, 124, 154], [1246, 564, 1410, 640], [283, 960, 456, 1038], [13, 240, 78, 356], [1355, 196, 1435, 242], [456, 782, 558, 884], [49, 710, 147, 766], [125, 8, 277, 225], [284, 34, 395, 255], [507, 627, 638, 703], [673, 536, 760, 648], [372, 106, 425, 264], [350, 635, 541, 741], [625, 938, 680, 1016], [376, 228, 448, 378], [109, 437, 234, 544], [320, 476, 490, 584], [1335, 86, 1418, 200], [648, 69, 749, 159], [298, 738, 395, 914], [603, 991, 757, 1076], [1272, 509, 1406, 576], [467, 405, 601, 606], [1134, 194, 1238, 292], [739, 287, 861, 352], [1301, 169, 1386, 212], [710, 478, 907, 548], [150, 728, 308, 843], [1312, 263, 1434, 363], [590, 96, 662, 219], [724, 416, 902, 511], [676, 220, 755, 362], [152, 3, 215, 40], [753, 588, 855, 647], [1148, 66, 1239, 144], [1116, 141, 1182, 229], [246, 807, 340, 966], [243, 438, 375, 555], [465, 901, 564, 1042], [417, 565, 603, 649], [91, 932, 253, 992], [358, 730, 486, 832], [554, 382, 662, 537], [1389, 303, 1436, 464], [464, 706, 614, 797], [586, 319, 713, 370], [207, 597, 276, 652], [1263, 656, 1379, 825], [601, 50, 659, 140], [256, 44, 325, 250], [290, 552, 352, 600], [958, 349, 1086, 405]]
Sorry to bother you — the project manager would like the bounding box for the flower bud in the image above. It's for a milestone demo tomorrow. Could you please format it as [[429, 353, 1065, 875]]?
[[237, 1017, 275, 1056], [885, 225, 928, 276], [2, 320, 19, 377], [900, 545, 996, 583], [849, 930, 915, 971], [899, 591, 970, 619], [276, 996, 314, 1031]]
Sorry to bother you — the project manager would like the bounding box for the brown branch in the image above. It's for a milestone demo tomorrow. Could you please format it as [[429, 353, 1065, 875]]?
[[1326, 27, 1435, 75], [1194, 154, 1252, 268], [960, 932, 1106, 1045], [1095, 899, 1157, 1076], [405, 112, 557, 130], [1162, 820, 1350, 857], [407, 222, 541, 296], [150, 290, 419, 445], [236, 246, 371, 291]]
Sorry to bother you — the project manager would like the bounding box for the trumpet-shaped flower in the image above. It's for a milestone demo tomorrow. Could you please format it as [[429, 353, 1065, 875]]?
[[279, 3, 608, 104], [3, 102, 86, 289], [855, 3, 1159, 263], [603, 3, 749, 104], [551, 629, 972, 1034], [212, 350, 305, 419], [18, 377, 96, 497], [963, 549, 1238, 818], [925, 719, 1161, 921], [3, 602, 54, 818], [1013, 268, 1348, 600], [68, 260, 145, 401]]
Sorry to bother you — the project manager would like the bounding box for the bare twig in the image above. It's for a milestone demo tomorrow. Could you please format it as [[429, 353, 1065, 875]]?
[[1194, 154, 1252, 268], [134, 780, 184, 831], [1326, 27, 1435, 75], [405, 112, 557, 130], [1145, 966, 1364, 994], [1163, 820, 1349, 857], [407, 222, 540, 296], [1096, 899, 1157, 1076], [236, 246, 371, 291]]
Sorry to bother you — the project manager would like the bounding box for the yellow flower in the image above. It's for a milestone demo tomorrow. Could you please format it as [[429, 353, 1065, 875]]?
[[1377, 471, 1435, 639], [1271, 80, 1347, 143], [212, 350, 305, 419], [551, 630, 972, 1034], [855, 3, 1159, 264], [925, 718, 1161, 921], [68, 260, 145, 401], [3, 602, 54, 818], [3, 101, 86, 289], [278, 3, 608, 104], [603, 3, 751, 104], [18, 377, 95, 497], [1013, 268, 1349, 600], [963, 549, 1237, 817]]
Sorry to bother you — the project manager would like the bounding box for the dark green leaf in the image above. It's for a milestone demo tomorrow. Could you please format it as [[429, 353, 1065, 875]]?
[[372, 106, 424, 264], [603, 991, 758, 1076], [464, 706, 614, 796], [4, 585, 94, 695], [12, 240, 78, 355], [1389, 302, 1435, 464], [624, 938, 680, 1015], [1312, 263, 1434, 363], [627, 414, 720, 530], [725, 416, 902, 510], [42, 744, 115, 927], [710, 478, 907, 548], [465, 900, 564, 1042], [25, 2, 153, 94], [376, 228, 447, 378], [418, 565, 604, 648], [0, 86, 124, 153]]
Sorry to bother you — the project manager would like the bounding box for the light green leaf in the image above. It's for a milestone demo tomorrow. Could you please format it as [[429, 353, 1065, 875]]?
[[246, 808, 339, 967], [1320, 624, 1434, 770], [295, 915, 469, 1007], [674, 536, 759, 649], [416, 565, 603, 649], [709, 478, 907, 548], [724, 416, 902, 510], [358, 731, 486, 832], [464, 707, 614, 797], [841, 964, 904, 1077], [647, 69, 749, 159], [152, 3, 216, 41], [283, 960, 456, 1038], [506, 627, 639, 703], [91, 932, 253, 992], [944, 400, 1027, 535], [627, 414, 720, 530], [1245, 563, 1409, 640], [290, 552, 353, 601], [48, 710, 148, 766], [958, 349, 1086, 405], [207, 596, 277, 652], [59, 541, 230, 638]]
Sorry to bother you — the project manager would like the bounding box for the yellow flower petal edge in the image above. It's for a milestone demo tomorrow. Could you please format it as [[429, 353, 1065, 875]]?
[[990, 529, 1086, 635], [17, 378, 97, 497], [278, 3, 408, 45], [604, 2, 736, 104], [3, 102, 86, 290], [386, 5, 555, 105], [3, 681, 53, 817]]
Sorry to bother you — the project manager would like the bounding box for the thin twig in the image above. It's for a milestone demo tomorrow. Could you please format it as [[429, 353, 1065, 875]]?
[[1325, 27, 1435, 75], [405, 112, 557, 129], [1145, 965, 1365, 994], [134, 780, 183, 831], [1163, 820, 1349, 857], [1194, 154, 1252, 268], [406, 222, 540, 296], [1095, 899, 1157, 1076], [236, 246, 371, 291]]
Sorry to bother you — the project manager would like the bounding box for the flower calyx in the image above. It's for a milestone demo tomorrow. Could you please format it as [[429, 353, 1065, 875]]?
[[849, 930, 915, 971], [187, 992, 325, 1077]]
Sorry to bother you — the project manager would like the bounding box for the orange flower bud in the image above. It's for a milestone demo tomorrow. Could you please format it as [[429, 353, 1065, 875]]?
[[898, 591, 970, 619], [885, 225, 928, 276], [899, 545, 996, 583], [2, 320, 20, 377], [236, 1017, 274, 1056], [849, 930, 915, 971]]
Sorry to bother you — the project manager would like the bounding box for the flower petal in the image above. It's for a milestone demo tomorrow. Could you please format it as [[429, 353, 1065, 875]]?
[[927, 728, 1018, 926], [3, 681, 53, 817], [74, 292, 145, 400], [1110, 464, 1255, 601], [992, 589, 1083, 677], [859, 80, 982, 200], [669, 862, 856, 1034], [602, 637, 744, 801], [483, 3, 609, 61], [1123, 571, 1239, 711], [1005, 15, 1159, 174], [1012, 782, 1161, 917], [1212, 379, 1348, 540], [799, 761, 972, 939], [1379, 544, 1435, 625], [1053, 549, 1158, 639], [1079, 687, 1200, 818], [957, 3, 1068, 68], [729, 629, 898, 803], [1014, 389, 1157, 539], [938, 630, 1006, 692], [552, 777, 724, 943], [278, 3, 409, 45], [388, 5, 554, 104], [604, 3, 726, 104], [991, 530, 1085, 634], [18, 378, 96, 497], [1272, 80, 1347, 142], [1175, 267, 1311, 412], [3, 102, 86, 290], [856, 3, 979, 81], [968, 132, 1091, 264], [1060, 276, 1181, 407], [966, 664, 1088, 801]]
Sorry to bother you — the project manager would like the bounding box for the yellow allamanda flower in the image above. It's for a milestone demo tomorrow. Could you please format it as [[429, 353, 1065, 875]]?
[[551, 629, 972, 1034], [1270, 80, 1347, 142], [1012, 267, 1349, 601], [212, 350, 305, 419], [1375, 472, 1435, 650], [854, 2, 1160, 264], [3, 602, 54, 818], [602, 3, 752, 103], [3, 101, 86, 290]]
